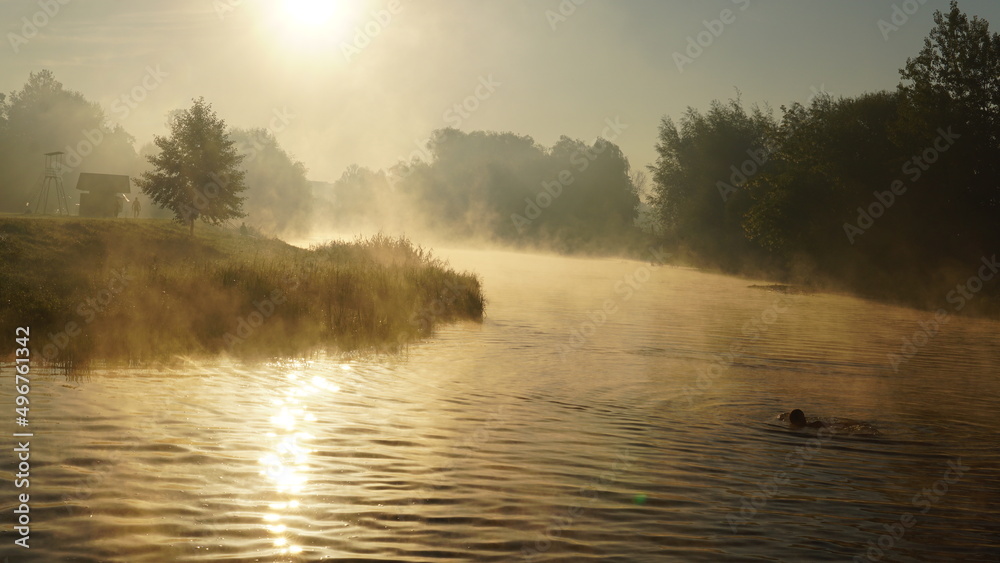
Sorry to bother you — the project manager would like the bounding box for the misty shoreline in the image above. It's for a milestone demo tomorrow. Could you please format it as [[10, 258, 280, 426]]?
[[0, 215, 485, 367]]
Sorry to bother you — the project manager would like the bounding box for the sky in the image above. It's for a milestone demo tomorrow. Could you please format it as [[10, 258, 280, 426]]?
[[4, 0, 1000, 184]]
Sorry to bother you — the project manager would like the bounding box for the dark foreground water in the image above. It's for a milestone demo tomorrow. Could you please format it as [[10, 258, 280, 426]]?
[[2, 248, 999, 562]]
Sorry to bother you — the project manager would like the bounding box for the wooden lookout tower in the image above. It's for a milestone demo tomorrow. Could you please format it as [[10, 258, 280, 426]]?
[[32, 152, 71, 215]]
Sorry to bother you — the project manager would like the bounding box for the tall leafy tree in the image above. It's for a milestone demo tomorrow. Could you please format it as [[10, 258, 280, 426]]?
[[648, 98, 774, 269], [899, 1, 1000, 140], [137, 98, 247, 234], [897, 0, 1000, 251], [742, 92, 901, 263]]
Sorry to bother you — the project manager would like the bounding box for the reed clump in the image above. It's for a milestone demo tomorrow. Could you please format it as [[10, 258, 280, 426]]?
[[0, 216, 484, 365]]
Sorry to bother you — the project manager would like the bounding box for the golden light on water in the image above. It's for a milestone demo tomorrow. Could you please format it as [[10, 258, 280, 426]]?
[[258, 368, 341, 556], [270, 408, 298, 431]]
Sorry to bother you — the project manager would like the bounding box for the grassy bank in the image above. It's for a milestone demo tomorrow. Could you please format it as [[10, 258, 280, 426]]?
[[0, 216, 484, 365]]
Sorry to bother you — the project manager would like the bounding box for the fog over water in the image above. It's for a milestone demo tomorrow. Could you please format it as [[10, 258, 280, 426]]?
[[3, 248, 998, 561], [3, 1, 1000, 561]]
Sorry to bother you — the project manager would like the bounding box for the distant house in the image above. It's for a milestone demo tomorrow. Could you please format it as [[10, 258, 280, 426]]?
[[77, 173, 131, 218]]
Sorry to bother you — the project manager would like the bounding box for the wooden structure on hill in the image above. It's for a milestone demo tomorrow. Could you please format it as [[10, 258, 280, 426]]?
[[77, 173, 131, 218]]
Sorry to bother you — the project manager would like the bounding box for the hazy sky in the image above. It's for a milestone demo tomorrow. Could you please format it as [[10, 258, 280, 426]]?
[[4, 0, 1000, 183]]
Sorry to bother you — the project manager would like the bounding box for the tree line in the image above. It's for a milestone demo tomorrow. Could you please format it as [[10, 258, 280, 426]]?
[[319, 128, 644, 252], [5, 1, 996, 299], [0, 72, 311, 235], [0, 71, 645, 250], [648, 2, 1000, 305]]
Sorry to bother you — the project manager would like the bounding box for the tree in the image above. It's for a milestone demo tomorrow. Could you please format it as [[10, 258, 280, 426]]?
[[0, 70, 138, 212], [897, 0, 1000, 250], [137, 98, 247, 235], [648, 98, 774, 269], [230, 127, 312, 235], [330, 165, 391, 217], [899, 1, 1000, 140], [742, 92, 901, 261]]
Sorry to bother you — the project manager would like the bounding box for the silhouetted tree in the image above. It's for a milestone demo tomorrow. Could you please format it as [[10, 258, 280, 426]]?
[[899, 1, 1000, 142], [230, 127, 312, 235], [743, 92, 900, 266], [328, 165, 393, 221], [389, 128, 641, 249], [648, 98, 774, 270], [647, 2, 1000, 307], [897, 0, 1000, 251], [137, 98, 247, 235], [0, 70, 137, 212]]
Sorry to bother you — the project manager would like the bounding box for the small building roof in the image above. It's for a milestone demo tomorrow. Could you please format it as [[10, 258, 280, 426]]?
[[76, 173, 131, 194]]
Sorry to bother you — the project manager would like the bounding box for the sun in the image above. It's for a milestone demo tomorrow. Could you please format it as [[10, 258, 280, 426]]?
[[269, 0, 357, 52], [261, 0, 360, 56], [281, 0, 341, 29]]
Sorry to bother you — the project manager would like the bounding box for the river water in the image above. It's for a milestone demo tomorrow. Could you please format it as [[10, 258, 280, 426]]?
[[2, 247, 999, 562]]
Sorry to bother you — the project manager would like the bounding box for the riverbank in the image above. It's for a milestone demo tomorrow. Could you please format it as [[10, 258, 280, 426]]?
[[0, 216, 485, 365], [662, 244, 1000, 321]]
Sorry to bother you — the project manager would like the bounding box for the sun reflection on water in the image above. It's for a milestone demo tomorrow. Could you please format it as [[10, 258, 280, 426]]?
[[259, 364, 343, 556]]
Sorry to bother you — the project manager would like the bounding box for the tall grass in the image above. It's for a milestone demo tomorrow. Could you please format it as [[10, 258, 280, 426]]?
[[0, 216, 484, 366]]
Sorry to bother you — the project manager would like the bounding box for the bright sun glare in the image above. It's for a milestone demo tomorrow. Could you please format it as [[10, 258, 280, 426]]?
[[273, 0, 355, 49], [282, 0, 340, 28]]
